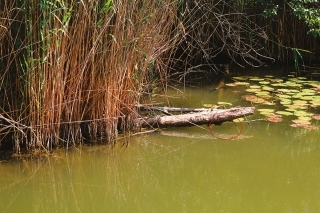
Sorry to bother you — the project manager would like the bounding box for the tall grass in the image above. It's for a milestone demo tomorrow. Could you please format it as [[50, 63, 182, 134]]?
[[0, 0, 180, 152]]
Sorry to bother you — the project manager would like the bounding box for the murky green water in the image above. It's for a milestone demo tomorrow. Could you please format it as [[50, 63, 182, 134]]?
[[1, 75, 320, 213]]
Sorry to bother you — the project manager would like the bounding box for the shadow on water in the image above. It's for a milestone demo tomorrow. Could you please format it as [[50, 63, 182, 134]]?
[[1, 69, 320, 212]]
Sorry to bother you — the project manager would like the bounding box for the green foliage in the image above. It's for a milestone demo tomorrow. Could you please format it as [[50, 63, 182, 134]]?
[[256, 0, 320, 37], [289, 0, 320, 37]]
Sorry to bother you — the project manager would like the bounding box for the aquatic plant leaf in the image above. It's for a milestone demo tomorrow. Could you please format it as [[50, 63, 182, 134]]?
[[250, 85, 261, 89], [276, 94, 291, 99], [225, 83, 237, 87], [294, 111, 313, 117], [276, 111, 293, 116], [312, 115, 320, 120], [269, 78, 283, 83], [277, 88, 291, 93], [233, 76, 249, 81], [266, 114, 283, 123], [258, 108, 275, 115], [262, 86, 274, 91], [234, 82, 250, 86], [249, 78, 265, 81], [259, 81, 270, 85], [245, 88, 261, 93], [203, 103, 217, 108], [217, 102, 232, 106]]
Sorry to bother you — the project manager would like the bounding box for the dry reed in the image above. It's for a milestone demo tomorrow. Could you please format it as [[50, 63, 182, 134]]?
[[1, 0, 181, 152]]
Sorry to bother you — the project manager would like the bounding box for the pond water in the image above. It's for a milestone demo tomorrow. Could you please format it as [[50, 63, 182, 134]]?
[[1, 71, 320, 213]]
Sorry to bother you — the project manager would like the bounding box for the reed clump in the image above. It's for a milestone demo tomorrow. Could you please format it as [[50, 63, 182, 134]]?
[[0, 0, 181, 152]]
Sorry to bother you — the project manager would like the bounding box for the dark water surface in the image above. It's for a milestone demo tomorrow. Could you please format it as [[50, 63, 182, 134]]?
[[1, 74, 320, 213]]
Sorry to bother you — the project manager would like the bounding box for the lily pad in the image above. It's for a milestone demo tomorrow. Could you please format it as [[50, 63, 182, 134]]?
[[276, 111, 293, 116], [234, 82, 250, 86], [249, 78, 265, 81], [245, 88, 261, 93], [217, 102, 232, 106], [259, 81, 270, 85], [269, 78, 284, 83], [293, 111, 313, 117], [203, 103, 217, 108], [233, 76, 249, 81], [280, 100, 292, 105], [266, 114, 283, 123], [257, 108, 275, 115], [225, 83, 237, 87], [233, 118, 244, 122], [276, 94, 291, 99], [262, 86, 275, 92], [312, 115, 320, 120], [277, 88, 291, 93]]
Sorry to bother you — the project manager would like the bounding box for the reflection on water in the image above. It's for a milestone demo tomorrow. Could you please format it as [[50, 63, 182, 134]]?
[[1, 82, 320, 213]]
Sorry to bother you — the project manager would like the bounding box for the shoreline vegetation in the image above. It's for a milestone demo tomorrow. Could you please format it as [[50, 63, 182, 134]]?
[[0, 0, 319, 154]]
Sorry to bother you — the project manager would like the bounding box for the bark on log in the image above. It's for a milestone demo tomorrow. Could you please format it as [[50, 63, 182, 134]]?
[[139, 107, 255, 128]]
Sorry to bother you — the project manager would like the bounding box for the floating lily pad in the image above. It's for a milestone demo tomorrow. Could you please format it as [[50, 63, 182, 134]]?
[[262, 86, 275, 91], [203, 103, 217, 108], [250, 85, 261, 89], [276, 94, 291, 99], [269, 78, 283, 83], [242, 95, 269, 104], [294, 111, 313, 117], [233, 118, 244, 122], [292, 100, 308, 105], [291, 94, 303, 99], [302, 88, 315, 93], [297, 77, 307, 80], [234, 82, 250, 86], [285, 108, 297, 112], [255, 91, 271, 98], [300, 96, 314, 101], [225, 83, 237, 87], [217, 102, 232, 106], [259, 81, 270, 85], [266, 114, 283, 123], [310, 101, 320, 107], [280, 100, 292, 105], [289, 89, 300, 93], [257, 108, 275, 115], [277, 88, 291, 93], [276, 111, 293, 116], [287, 104, 308, 110], [245, 88, 261, 93], [233, 76, 249, 81], [284, 81, 302, 88], [312, 115, 320, 120], [271, 83, 282, 87], [249, 78, 265, 81]]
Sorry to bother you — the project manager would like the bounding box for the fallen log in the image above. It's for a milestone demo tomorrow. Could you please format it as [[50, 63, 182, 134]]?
[[139, 107, 255, 128]]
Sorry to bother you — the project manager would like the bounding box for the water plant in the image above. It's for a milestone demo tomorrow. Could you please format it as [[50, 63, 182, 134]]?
[[235, 73, 320, 129]]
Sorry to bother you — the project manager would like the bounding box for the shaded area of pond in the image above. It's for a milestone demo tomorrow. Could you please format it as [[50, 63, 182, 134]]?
[[1, 70, 320, 213]]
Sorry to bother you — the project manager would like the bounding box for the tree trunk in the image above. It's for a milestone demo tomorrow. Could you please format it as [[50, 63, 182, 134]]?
[[139, 107, 255, 128]]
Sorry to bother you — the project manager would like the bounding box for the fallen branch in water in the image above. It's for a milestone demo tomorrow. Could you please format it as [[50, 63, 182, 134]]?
[[138, 107, 255, 128]]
